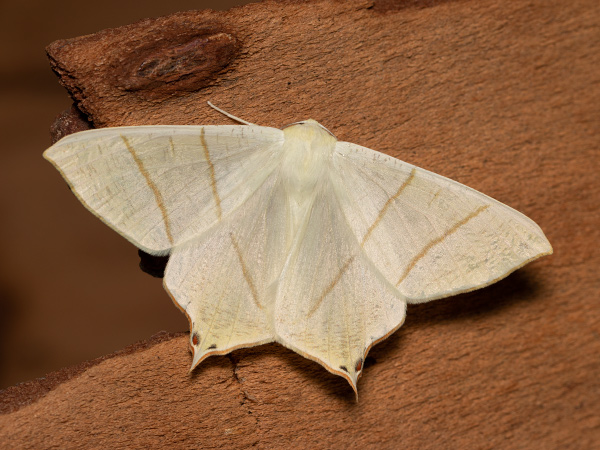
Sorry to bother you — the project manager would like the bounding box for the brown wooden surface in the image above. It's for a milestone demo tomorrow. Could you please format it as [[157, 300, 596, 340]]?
[[1, 0, 599, 448]]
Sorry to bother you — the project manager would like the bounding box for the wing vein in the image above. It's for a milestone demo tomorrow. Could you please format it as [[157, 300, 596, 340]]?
[[120, 135, 174, 245], [308, 255, 355, 318], [396, 204, 490, 286], [360, 168, 416, 247], [200, 127, 223, 221], [230, 232, 262, 310]]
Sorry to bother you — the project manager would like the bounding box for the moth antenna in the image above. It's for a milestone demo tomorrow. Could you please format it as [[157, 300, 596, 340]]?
[[207, 101, 257, 126]]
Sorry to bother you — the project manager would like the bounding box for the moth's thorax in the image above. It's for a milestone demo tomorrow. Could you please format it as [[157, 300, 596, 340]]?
[[281, 119, 336, 191]]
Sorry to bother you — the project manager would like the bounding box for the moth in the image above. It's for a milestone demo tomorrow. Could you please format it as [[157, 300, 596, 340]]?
[[44, 103, 552, 392]]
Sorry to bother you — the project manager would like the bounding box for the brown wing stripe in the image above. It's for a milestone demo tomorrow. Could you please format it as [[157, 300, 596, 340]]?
[[361, 168, 416, 247], [200, 128, 223, 221], [308, 255, 355, 317], [168, 137, 176, 157], [230, 233, 262, 310], [307, 168, 416, 318], [396, 204, 490, 286], [121, 135, 174, 246]]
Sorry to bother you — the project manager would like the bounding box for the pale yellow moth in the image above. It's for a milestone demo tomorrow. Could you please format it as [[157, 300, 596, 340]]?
[[44, 103, 552, 392]]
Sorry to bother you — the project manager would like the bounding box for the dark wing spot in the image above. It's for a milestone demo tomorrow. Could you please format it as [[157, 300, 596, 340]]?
[[339, 365, 348, 372], [355, 359, 363, 372], [192, 333, 200, 346], [207, 344, 217, 350]]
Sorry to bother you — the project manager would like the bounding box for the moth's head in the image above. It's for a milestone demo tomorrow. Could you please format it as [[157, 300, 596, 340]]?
[[282, 119, 337, 147]]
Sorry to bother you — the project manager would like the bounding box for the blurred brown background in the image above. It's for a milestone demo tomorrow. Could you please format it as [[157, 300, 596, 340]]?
[[0, 0, 253, 389]]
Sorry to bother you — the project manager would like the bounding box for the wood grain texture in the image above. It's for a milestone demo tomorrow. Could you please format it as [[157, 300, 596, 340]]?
[[2, 0, 599, 448]]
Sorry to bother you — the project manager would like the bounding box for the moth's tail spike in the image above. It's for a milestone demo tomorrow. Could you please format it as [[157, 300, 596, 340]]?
[[189, 349, 204, 373], [349, 377, 359, 403]]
